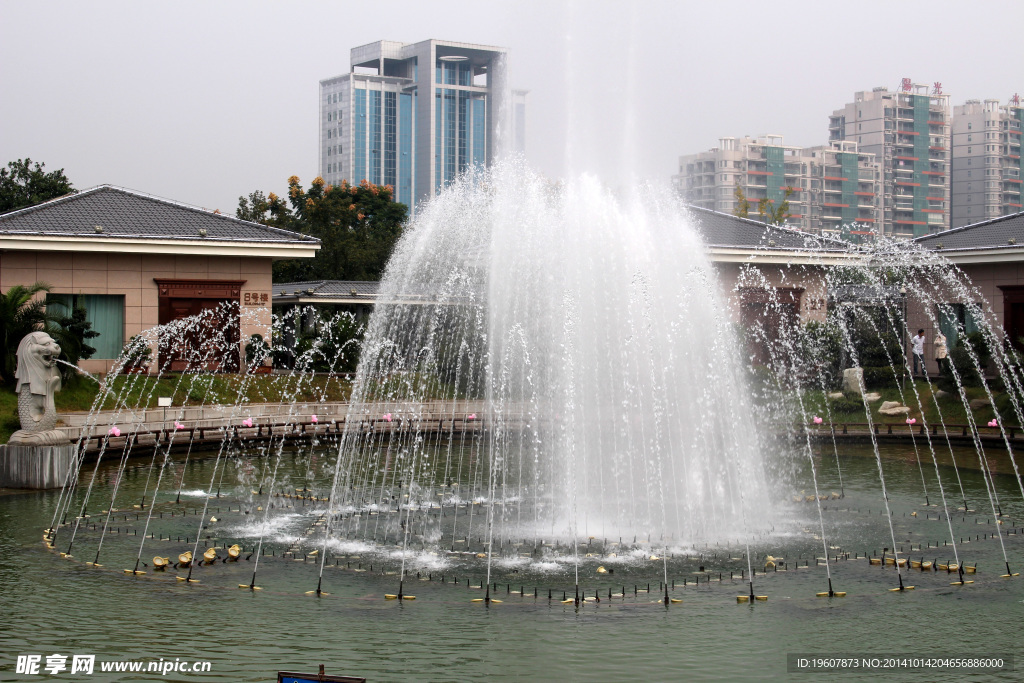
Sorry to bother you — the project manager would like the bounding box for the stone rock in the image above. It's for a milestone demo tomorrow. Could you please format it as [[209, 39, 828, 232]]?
[[969, 398, 991, 410], [934, 390, 949, 398], [878, 401, 911, 416], [863, 392, 882, 402], [827, 392, 844, 400], [842, 368, 863, 395]]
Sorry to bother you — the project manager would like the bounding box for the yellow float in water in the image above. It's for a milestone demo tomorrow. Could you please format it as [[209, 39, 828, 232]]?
[[596, 566, 608, 574], [964, 565, 976, 574], [178, 551, 193, 566], [203, 548, 217, 562], [921, 561, 933, 570], [153, 556, 170, 569], [736, 595, 750, 603], [227, 545, 241, 560], [869, 557, 882, 565]]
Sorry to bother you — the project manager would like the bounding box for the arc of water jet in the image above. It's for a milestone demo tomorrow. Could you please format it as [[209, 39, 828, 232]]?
[[62, 364, 161, 556], [852, 307, 931, 505], [834, 316, 908, 591], [50, 331, 170, 545], [129, 430, 182, 573]]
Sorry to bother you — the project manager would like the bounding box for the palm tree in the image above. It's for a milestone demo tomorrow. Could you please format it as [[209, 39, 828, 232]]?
[[0, 282, 54, 385]]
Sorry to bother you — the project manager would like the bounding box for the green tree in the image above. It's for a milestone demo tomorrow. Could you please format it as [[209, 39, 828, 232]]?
[[757, 187, 794, 225], [0, 282, 56, 385], [0, 159, 75, 213], [237, 176, 408, 282], [733, 185, 750, 218], [48, 302, 99, 382]]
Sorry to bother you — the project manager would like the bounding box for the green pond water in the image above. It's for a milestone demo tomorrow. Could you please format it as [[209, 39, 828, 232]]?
[[2, 441, 1023, 682]]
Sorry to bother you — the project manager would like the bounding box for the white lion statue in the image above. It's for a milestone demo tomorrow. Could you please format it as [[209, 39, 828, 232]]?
[[8, 331, 69, 446]]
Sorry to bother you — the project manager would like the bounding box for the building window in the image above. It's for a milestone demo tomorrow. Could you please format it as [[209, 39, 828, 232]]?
[[46, 294, 125, 360]]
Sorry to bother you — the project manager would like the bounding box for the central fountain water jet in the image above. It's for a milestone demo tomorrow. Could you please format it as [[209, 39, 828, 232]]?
[[329, 163, 777, 558]]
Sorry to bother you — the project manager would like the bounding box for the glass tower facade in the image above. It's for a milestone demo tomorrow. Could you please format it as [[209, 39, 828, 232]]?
[[319, 39, 508, 213]]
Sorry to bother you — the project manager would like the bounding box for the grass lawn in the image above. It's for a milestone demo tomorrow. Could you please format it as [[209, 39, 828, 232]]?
[[800, 379, 1010, 427]]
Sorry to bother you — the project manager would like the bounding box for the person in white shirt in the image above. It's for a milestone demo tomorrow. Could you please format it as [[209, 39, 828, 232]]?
[[911, 329, 926, 377]]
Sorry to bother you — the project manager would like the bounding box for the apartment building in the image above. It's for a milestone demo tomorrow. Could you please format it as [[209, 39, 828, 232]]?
[[673, 135, 880, 237], [951, 97, 1024, 227], [829, 81, 951, 237]]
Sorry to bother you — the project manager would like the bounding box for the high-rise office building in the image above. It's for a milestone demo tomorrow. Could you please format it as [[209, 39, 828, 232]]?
[[673, 135, 880, 236], [951, 97, 1023, 227], [829, 81, 951, 237], [319, 39, 508, 210]]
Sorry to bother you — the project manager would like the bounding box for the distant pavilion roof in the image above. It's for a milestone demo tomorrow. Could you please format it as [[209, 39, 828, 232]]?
[[273, 279, 473, 307], [274, 280, 380, 306], [0, 185, 319, 259], [685, 205, 859, 265]]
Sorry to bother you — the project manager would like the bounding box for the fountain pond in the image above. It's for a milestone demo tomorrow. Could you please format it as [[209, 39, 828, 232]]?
[[5, 164, 1024, 680]]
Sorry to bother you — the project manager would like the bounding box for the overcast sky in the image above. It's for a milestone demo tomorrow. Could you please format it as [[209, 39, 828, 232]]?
[[2, 0, 1021, 213]]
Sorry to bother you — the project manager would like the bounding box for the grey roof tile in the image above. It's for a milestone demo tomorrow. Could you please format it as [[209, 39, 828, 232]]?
[[914, 212, 1024, 251], [0, 185, 318, 244]]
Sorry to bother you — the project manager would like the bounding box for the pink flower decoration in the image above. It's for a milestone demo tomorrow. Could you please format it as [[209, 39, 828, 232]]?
[[383, 413, 393, 422], [311, 415, 318, 424], [988, 419, 998, 427], [906, 418, 916, 425], [108, 426, 121, 437], [242, 418, 253, 428], [173, 421, 185, 430], [467, 413, 477, 421], [812, 416, 823, 425]]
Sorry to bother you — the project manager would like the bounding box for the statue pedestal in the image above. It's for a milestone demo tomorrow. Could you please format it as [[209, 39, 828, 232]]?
[[0, 444, 76, 489]]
